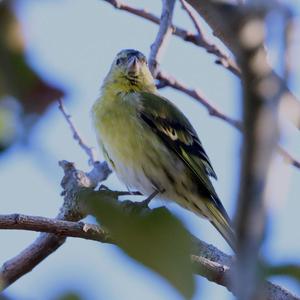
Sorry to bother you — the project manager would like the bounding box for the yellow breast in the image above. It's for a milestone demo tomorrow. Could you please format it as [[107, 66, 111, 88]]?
[[92, 93, 145, 164]]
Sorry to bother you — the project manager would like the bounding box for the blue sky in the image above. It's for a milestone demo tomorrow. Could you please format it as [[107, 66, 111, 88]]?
[[1, 0, 300, 299]]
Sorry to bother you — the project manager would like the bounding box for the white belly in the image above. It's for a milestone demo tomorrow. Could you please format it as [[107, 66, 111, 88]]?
[[110, 154, 157, 195]]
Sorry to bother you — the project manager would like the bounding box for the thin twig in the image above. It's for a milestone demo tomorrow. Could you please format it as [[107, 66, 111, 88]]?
[[103, 0, 300, 131], [157, 70, 242, 130], [58, 99, 96, 164], [148, 0, 176, 76], [277, 147, 300, 168], [180, 0, 206, 39], [102, 0, 300, 170], [102, 0, 241, 77], [179, 0, 241, 76], [102, 0, 194, 44], [156, 70, 300, 169], [184, 0, 300, 130]]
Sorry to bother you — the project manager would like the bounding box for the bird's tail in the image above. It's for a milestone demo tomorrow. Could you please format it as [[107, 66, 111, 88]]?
[[205, 200, 236, 252]]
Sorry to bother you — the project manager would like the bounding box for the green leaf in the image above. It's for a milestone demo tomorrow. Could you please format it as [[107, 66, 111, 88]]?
[[0, 99, 19, 152], [54, 292, 83, 300], [0, 2, 65, 153], [84, 190, 195, 299], [266, 264, 300, 284]]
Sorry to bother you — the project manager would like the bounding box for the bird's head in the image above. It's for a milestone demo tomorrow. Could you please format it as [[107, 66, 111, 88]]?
[[102, 49, 156, 94]]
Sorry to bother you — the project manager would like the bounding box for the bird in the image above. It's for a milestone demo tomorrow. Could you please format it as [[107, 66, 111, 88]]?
[[91, 49, 236, 251]]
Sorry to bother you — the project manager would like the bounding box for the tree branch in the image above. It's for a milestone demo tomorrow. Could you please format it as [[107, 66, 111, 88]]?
[[148, 0, 175, 75], [0, 214, 112, 243], [0, 233, 65, 291], [156, 70, 300, 170], [58, 99, 97, 164], [1, 212, 299, 300], [0, 160, 111, 290], [1, 3, 299, 299], [157, 70, 242, 130], [100, 0, 300, 170], [104, 0, 300, 135], [179, 0, 240, 76], [102, 0, 240, 77], [228, 7, 283, 300], [102, 0, 195, 45], [184, 0, 300, 130]]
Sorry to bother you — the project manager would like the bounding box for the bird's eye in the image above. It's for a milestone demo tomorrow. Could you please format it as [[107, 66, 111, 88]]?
[[140, 56, 147, 64], [116, 58, 124, 65]]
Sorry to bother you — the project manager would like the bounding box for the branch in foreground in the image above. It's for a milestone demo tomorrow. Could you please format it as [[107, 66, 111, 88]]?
[[0, 160, 111, 290], [233, 9, 282, 300], [102, 0, 240, 77], [0, 233, 65, 291], [148, 0, 175, 76], [0, 214, 111, 243], [1, 213, 299, 300]]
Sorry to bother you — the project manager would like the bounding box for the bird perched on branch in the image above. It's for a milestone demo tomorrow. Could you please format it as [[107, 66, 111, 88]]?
[[92, 49, 236, 250]]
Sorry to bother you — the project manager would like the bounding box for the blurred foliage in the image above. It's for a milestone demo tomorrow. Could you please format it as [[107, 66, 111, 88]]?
[[0, 289, 12, 300], [0, 0, 64, 152], [84, 189, 195, 300], [266, 264, 300, 285], [54, 291, 83, 300]]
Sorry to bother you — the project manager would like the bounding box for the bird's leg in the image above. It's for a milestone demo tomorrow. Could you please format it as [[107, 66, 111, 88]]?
[[117, 191, 143, 196], [98, 184, 110, 191], [141, 188, 164, 207], [98, 185, 142, 196]]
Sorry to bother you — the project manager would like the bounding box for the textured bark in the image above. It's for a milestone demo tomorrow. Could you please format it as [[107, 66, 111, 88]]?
[[0, 161, 111, 290]]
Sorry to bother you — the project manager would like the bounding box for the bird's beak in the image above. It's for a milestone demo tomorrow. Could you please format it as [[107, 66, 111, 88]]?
[[127, 56, 141, 75]]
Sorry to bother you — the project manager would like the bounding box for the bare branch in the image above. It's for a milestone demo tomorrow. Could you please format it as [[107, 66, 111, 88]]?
[[0, 214, 111, 243], [100, 0, 300, 170], [0, 233, 65, 291], [58, 99, 97, 164], [157, 70, 300, 170], [179, 0, 241, 76], [191, 255, 232, 290], [148, 0, 175, 75], [179, 0, 205, 39], [0, 160, 111, 290], [184, 0, 300, 130], [277, 147, 300, 169], [157, 70, 242, 130], [102, 0, 194, 45], [102, 0, 240, 77], [102, 0, 300, 131]]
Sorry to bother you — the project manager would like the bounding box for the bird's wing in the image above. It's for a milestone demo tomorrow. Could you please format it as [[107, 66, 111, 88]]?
[[138, 92, 236, 250], [137, 92, 218, 199]]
